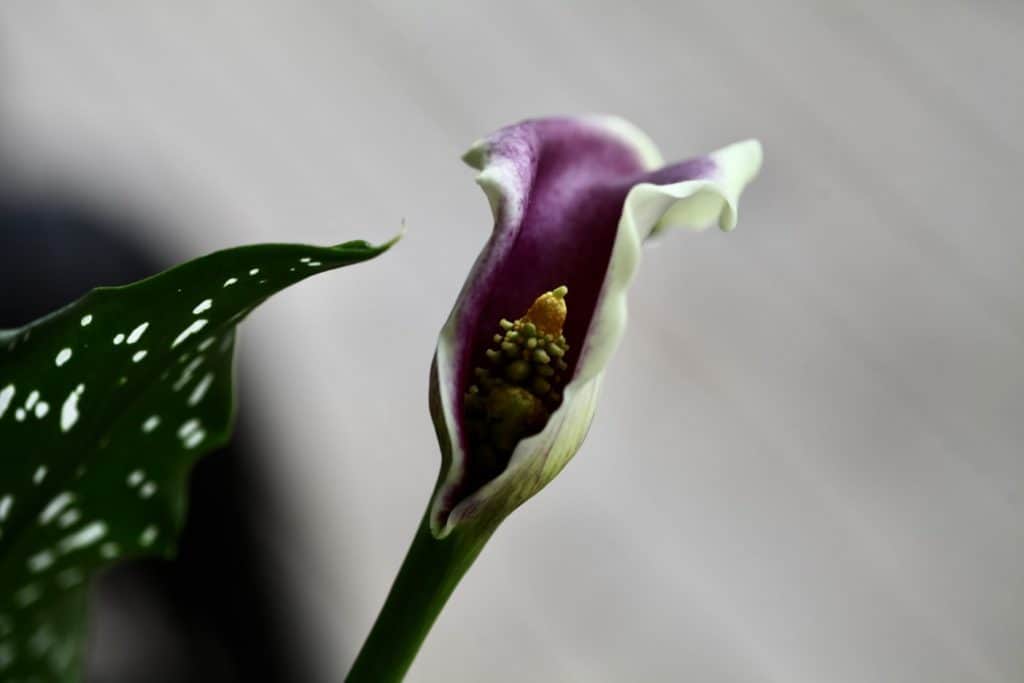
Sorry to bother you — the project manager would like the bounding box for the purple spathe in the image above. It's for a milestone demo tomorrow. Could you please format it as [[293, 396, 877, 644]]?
[[429, 115, 762, 537]]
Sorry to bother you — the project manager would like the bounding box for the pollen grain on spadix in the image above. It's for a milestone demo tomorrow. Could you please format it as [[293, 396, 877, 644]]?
[[463, 286, 570, 480]]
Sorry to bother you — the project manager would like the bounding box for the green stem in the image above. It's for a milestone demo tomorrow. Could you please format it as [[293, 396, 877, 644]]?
[[346, 510, 495, 682]]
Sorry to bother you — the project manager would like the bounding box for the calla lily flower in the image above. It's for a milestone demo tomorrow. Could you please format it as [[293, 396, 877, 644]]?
[[347, 116, 762, 682], [429, 115, 762, 538]]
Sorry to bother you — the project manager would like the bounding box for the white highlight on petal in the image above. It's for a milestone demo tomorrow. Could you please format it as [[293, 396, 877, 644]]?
[[55, 348, 72, 367]]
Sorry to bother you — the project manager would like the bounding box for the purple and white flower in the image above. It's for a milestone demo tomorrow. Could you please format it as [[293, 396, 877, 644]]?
[[428, 115, 762, 538]]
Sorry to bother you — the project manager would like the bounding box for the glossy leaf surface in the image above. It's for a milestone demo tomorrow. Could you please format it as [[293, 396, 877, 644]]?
[[0, 237, 396, 681]]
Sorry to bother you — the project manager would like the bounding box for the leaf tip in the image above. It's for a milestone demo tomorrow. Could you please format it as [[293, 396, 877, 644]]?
[[383, 222, 407, 249]]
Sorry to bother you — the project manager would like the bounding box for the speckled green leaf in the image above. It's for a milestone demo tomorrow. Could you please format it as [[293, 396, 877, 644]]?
[[0, 236, 397, 681]]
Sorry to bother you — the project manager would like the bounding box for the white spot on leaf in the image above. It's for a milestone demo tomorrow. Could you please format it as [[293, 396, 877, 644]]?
[[56, 568, 83, 589], [80, 314, 93, 327], [14, 583, 42, 608], [58, 509, 80, 528], [27, 551, 55, 573], [0, 385, 14, 419], [184, 430, 206, 449], [171, 319, 208, 349], [127, 322, 149, 344], [39, 492, 74, 524], [178, 419, 200, 439], [173, 357, 204, 391], [188, 373, 214, 406], [60, 384, 85, 432], [139, 526, 159, 546], [58, 521, 107, 553], [55, 348, 72, 367], [192, 299, 213, 315]]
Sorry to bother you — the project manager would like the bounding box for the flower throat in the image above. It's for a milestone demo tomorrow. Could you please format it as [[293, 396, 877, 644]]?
[[464, 286, 571, 482]]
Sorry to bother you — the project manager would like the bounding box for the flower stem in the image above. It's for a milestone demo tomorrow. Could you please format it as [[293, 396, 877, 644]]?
[[346, 510, 494, 682]]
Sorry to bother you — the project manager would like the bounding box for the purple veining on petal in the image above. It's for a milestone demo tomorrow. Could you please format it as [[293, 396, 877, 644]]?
[[437, 117, 721, 515]]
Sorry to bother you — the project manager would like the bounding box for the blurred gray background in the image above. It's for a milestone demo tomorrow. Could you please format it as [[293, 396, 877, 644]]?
[[1, 1, 1022, 681]]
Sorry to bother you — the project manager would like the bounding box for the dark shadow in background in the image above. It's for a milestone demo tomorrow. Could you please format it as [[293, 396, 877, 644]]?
[[0, 196, 325, 683]]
